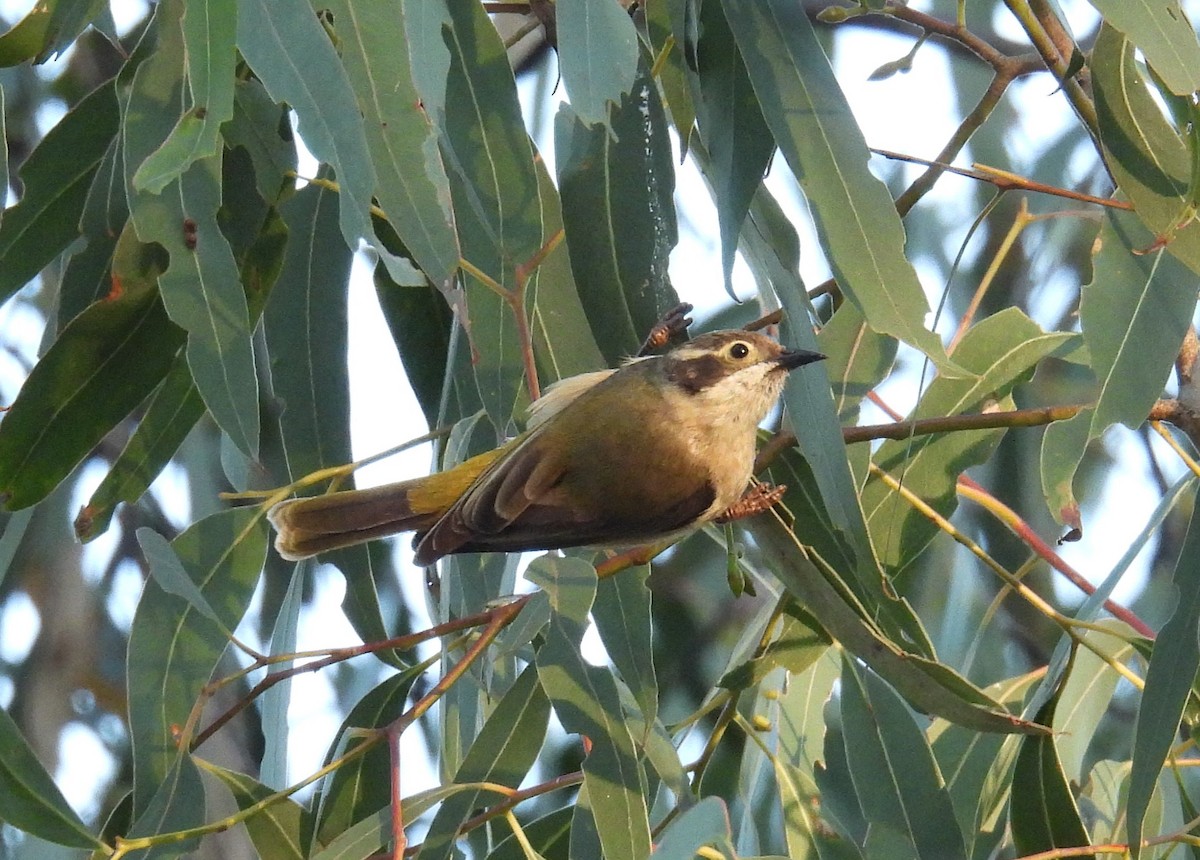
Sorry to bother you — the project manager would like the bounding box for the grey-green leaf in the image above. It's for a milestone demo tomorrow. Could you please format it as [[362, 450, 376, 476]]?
[[723, 0, 959, 375], [1010, 695, 1090, 855], [124, 0, 259, 456], [137, 527, 221, 624], [652, 797, 732, 860], [1086, 0, 1200, 95], [324, 0, 459, 284], [237, 0, 421, 285], [840, 658, 968, 860], [1040, 210, 1195, 526], [1092, 24, 1200, 273], [127, 509, 267, 814], [0, 81, 118, 306], [417, 663, 550, 860], [556, 0, 639, 128], [529, 556, 652, 860], [132, 0, 236, 192], [0, 707, 102, 849], [1127, 489, 1200, 856]]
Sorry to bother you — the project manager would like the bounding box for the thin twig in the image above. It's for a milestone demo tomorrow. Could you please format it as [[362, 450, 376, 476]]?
[[957, 475, 1154, 638]]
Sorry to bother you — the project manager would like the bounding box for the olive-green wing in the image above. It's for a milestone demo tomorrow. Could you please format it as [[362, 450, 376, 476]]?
[[411, 429, 715, 565]]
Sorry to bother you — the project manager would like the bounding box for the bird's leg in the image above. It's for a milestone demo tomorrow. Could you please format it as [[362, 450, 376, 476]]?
[[716, 483, 788, 523], [637, 302, 694, 356]]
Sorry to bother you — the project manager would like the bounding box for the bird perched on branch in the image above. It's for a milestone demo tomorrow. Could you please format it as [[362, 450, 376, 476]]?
[[269, 328, 824, 565]]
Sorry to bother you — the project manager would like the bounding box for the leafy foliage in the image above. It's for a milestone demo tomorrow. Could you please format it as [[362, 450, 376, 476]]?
[[1, 1, 1200, 858]]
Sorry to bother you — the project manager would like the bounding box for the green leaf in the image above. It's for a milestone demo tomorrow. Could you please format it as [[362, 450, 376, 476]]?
[[695, 0, 774, 297], [435, 0, 545, 425], [839, 658, 968, 860], [1086, 0, 1200, 95], [204, 763, 309, 860], [58, 135, 126, 327], [718, 602, 831, 690], [722, 0, 959, 375], [325, 0, 459, 285], [41, 0, 109, 62], [418, 663, 551, 860], [125, 0, 259, 456], [528, 556, 653, 860], [487, 807, 573, 860], [1041, 210, 1196, 526], [774, 274, 933, 656], [265, 181, 353, 482], [373, 273, 454, 428], [1085, 214, 1195, 431], [125, 753, 206, 851], [1092, 25, 1200, 272], [557, 0, 639, 129], [554, 65, 681, 364], [773, 651, 851, 859], [0, 3, 52, 66], [644, 0, 696, 146], [75, 353, 205, 541], [929, 673, 1040, 858], [526, 155, 607, 383], [261, 563, 304, 791], [224, 78, 296, 204], [132, 0, 236, 193], [0, 81, 118, 306], [0, 0, 106, 66], [127, 509, 267, 814], [1053, 624, 1134, 784], [1128, 490, 1200, 856], [863, 309, 1076, 574], [0, 226, 183, 511], [652, 797, 732, 859], [237, 0, 421, 285], [591, 564, 658, 728], [137, 527, 221, 623], [0, 509, 33, 588], [1010, 694, 1090, 855], [315, 674, 416, 847], [0, 706, 103, 849], [78, 177, 288, 540], [1039, 405, 1092, 531], [817, 296, 896, 424], [310, 806, 392, 860], [749, 518, 1045, 735]]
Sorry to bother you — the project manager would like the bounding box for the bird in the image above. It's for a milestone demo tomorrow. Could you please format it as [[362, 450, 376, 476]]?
[[268, 329, 825, 565]]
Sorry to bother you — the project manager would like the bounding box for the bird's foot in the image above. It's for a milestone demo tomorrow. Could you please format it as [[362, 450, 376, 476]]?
[[716, 483, 787, 523], [638, 302, 694, 355]]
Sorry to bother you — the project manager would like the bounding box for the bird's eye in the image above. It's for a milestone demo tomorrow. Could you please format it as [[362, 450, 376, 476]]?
[[729, 342, 750, 360]]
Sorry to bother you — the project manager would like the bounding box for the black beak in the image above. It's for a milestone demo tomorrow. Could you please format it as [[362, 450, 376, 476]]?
[[777, 348, 826, 371]]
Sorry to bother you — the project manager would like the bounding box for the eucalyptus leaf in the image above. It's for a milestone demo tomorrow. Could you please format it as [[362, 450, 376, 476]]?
[[127, 509, 267, 814], [1010, 695, 1090, 855], [237, 0, 421, 285], [1086, 0, 1200, 95], [203, 762, 309, 860], [557, 0, 639, 129], [0, 707, 102, 849], [1127, 491, 1200, 856], [324, 0, 459, 285], [124, 0, 259, 457], [0, 81, 118, 305], [529, 556, 653, 860], [723, 0, 960, 375]]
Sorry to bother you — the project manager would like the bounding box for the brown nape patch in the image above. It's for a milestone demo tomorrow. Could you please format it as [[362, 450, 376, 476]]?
[[665, 353, 727, 394]]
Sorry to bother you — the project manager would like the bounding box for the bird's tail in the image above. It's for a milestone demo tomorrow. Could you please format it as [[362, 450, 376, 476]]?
[[268, 481, 442, 560], [267, 447, 507, 561]]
